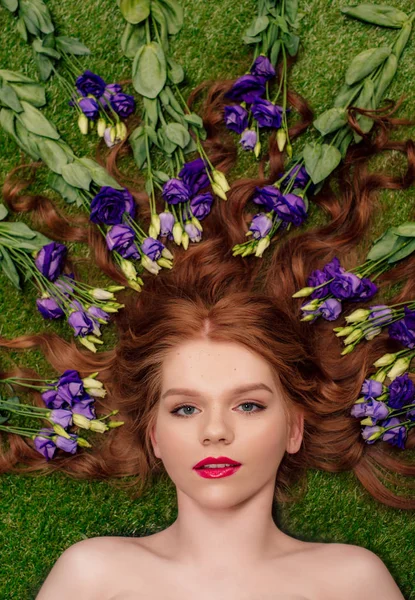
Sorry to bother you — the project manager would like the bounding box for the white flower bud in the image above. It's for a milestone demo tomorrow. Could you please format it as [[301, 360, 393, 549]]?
[[345, 309, 370, 324], [212, 169, 230, 192], [79, 337, 97, 353], [91, 288, 114, 300], [119, 258, 137, 281], [387, 356, 412, 381], [82, 377, 103, 389], [78, 114, 89, 135], [157, 257, 173, 269], [52, 424, 71, 439], [191, 215, 203, 232], [292, 287, 315, 298], [97, 118, 106, 137], [173, 222, 183, 245], [90, 420, 109, 433], [254, 140, 261, 158], [151, 213, 161, 236], [276, 129, 286, 152], [141, 254, 161, 275], [161, 247, 174, 260], [73, 414, 91, 429], [181, 231, 190, 250], [344, 329, 363, 345], [373, 353, 398, 368], [255, 236, 270, 257], [211, 182, 227, 201]]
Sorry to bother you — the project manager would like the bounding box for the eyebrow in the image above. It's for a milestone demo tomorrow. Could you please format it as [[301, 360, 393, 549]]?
[[161, 383, 274, 400]]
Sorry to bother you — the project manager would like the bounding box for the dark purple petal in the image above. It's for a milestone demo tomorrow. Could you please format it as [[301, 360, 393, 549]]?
[[225, 74, 266, 103], [90, 187, 135, 225], [141, 237, 164, 261], [224, 105, 249, 134], [388, 374, 415, 409], [319, 298, 342, 321], [249, 213, 272, 239], [110, 92, 135, 118], [240, 129, 257, 150], [250, 56, 276, 80], [178, 158, 210, 195], [36, 297, 65, 320], [251, 98, 283, 128], [35, 242, 67, 282], [162, 178, 191, 205], [76, 70, 106, 98], [190, 192, 214, 220]]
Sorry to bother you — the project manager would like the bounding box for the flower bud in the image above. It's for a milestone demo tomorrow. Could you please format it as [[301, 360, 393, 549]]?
[[128, 279, 143, 292], [212, 169, 230, 192], [91, 288, 114, 300], [344, 329, 363, 345], [373, 353, 398, 368], [97, 118, 106, 137], [172, 222, 183, 245], [116, 121, 127, 140], [87, 387, 107, 398], [181, 231, 190, 250], [286, 142, 293, 158], [90, 420, 109, 433], [241, 244, 255, 257], [335, 326, 354, 337], [141, 254, 161, 275], [78, 114, 89, 135], [211, 182, 227, 201], [107, 285, 125, 292], [292, 287, 314, 298], [150, 213, 161, 236], [161, 247, 174, 260], [301, 314, 317, 322], [110, 126, 117, 142], [372, 370, 387, 383], [276, 129, 286, 152], [254, 140, 261, 158], [157, 257, 173, 269], [79, 337, 97, 353], [148, 224, 158, 239], [86, 335, 104, 345], [360, 417, 375, 426], [341, 345, 355, 356], [120, 258, 137, 281], [345, 309, 370, 324], [191, 215, 203, 232], [77, 437, 92, 448], [255, 235, 270, 257], [82, 377, 103, 389], [73, 414, 91, 429], [387, 356, 412, 381], [53, 424, 72, 439], [107, 420, 125, 428], [366, 428, 384, 442]]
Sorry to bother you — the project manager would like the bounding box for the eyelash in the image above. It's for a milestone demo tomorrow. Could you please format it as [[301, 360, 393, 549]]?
[[170, 402, 266, 418]]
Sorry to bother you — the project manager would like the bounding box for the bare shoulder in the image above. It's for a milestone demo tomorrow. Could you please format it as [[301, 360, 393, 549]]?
[[36, 537, 132, 600], [313, 543, 404, 600]]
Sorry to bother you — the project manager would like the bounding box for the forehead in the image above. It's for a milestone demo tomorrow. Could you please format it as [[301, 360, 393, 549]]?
[[161, 339, 275, 392]]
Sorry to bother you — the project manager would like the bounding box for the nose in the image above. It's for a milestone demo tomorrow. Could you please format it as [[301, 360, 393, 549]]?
[[201, 408, 234, 444]]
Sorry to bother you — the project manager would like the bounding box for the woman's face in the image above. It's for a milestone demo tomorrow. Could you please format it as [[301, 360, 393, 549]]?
[[150, 338, 303, 506]]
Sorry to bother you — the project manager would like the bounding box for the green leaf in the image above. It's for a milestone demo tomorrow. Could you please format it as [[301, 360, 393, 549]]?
[[16, 16, 28, 41], [245, 15, 269, 37], [121, 22, 146, 59], [184, 113, 204, 129], [7, 82, 46, 107], [274, 15, 289, 34], [133, 42, 167, 99], [167, 57, 184, 84], [0, 221, 36, 239], [345, 46, 391, 86], [314, 108, 348, 136], [303, 142, 342, 185], [153, 170, 170, 183], [333, 82, 362, 109], [61, 162, 92, 191], [33, 51, 54, 81], [366, 227, 401, 261], [282, 32, 299, 57], [0, 205, 8, 220], [393, 21, 412, 60], [374, 53, 398, 106], [243, 35, 262, 45], [183, 135, 197, 154], [14, 120, 42, 160], [36, 138, 70, 173], [0, 80, 23, 112], [340, 4, 409, 28], [32, 38, 61, 60], [16, 101, 60, 140], [156, 0, 183, 35], [0, 246, 20, 289], [387, 238, 415, 264], [129, 125, 147, 169], [352, 78, 375, 138], [77, 158, 124, 190], [270, 40, 281, 65], [158, 127, 177, 155], [285, 0, 298, 24], [390, 223, 415, 237], [150, 0, 169, 52], [143, 97, 159, 128], [48, 173, 84, 207], [164, 123, 190, 148], [55, 36, 91, 56], [0, 0, 18, 11], [120, 0, 150, 24]]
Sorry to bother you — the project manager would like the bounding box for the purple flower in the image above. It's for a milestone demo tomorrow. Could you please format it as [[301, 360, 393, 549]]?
[[90, 187, 136, 225], [381, 417, 407, 449], [240, 129, 257, 150], [184, 222, 202, 243], [307, 270, 330, 300], [105, 223, 139, 259], [162, 178, 191, 205], [224, 105, 249, 134], [361, 378, 383, 399], [159, 211, 175, 237], [100, 83, 123, 109], [68, 310, 97, 337], [110, 92, 135, 118], [57, 370, 84, 404], [76, 70, 106, 98], [72, 398, 96, 419], [249, 213, 273, 240], [363, 399, 390, 422], [225, 74, 266, 103], [407, 408, 415, 421], [252, 186, 283, 211], [283, 165, 310, 190], [34, 428, 57, 460], [55, 434, 78, 454], [42, 388, 64, 409], [251, 98, 283, 128], [87, 305, 110, 324], [323, 257, 345, 278], [319, 298, 342, 321], [190, 192, 214, 220], [361, 425, 383, 444], [36, 297, 65, 320], [178, 158, 210, 195], [329, 272, 362, 300], [78, 97, 99, 120], [141, 237, 165, 261], [250, 55, 276, 80], [35, 242, 67, 282], [388, 374, 415, 409], [350, 402, 367, 418], [389, 307, 415, 349], [274, 193, 307, 227], [50, 408, 73, 429], [351, 277, 378, 303], [368, 305, 393, 327]]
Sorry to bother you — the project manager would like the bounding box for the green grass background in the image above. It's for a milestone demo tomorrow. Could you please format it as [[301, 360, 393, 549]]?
[[1, 0, 415, 597]]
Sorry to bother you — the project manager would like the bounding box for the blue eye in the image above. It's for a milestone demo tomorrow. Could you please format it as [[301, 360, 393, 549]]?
[[170, 402, 266, 418]]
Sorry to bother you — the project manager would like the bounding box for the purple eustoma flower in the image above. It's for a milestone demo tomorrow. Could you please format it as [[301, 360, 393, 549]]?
[[178, 158, 210, 195], [361, 425, 383, 444], [110, 92, 136, 118], [56, 370, 84, 404], [72, 398, 96, 419], [249, 213, 273, 239], [90, 187, 136, 225], [319, 298, 342, 321], [381, 417, 407, 449], [284, 165, 310, 189], [388, 374, 415, 409], [224, 105, 249, 134], [34, 428, 57, 460], [361, 379, 383, 399], [329, 272, 362, 300], [87, 306, 110, 324], [389, 307, 415, 349], [76, 70, 106, 98], [68, 311, 97, 337], [323, 257, 346, 278], [307, 269, 330, 299], [50, 409, 73, 429], [190, 192, 214, 220], [141, 237, 165, 261], [368, 305, 393, 327], [106, 224, 140, 259], [351, 277, 377, 303], [159, 211, 175, 238], [36, 297, 65, 319], [251, 98, 283, 128], [250, 55, 276, 80], [225, 74, 266, 103], [79, 97, 99, 120], [274, 193, 307, 227], [252, 186, 283, 211], [240, 129, 257, 151], [100, 83, 122, 109], [184, 222, 202, 242], [162, 178, 191, 205], [35, 242, 67, 282]]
